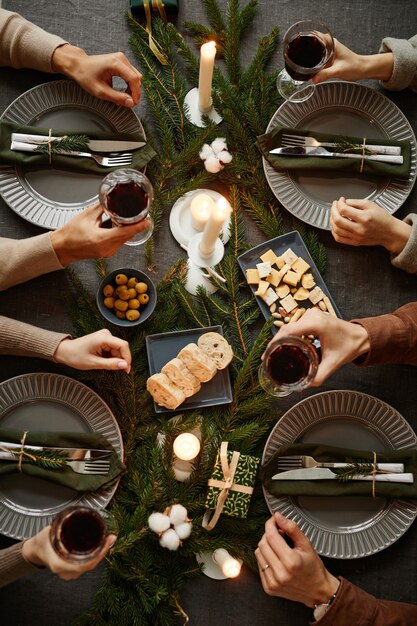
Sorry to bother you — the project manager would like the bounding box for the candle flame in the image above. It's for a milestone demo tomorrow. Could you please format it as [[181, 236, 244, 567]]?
[[223, 559, 241, 578], [206, 41, 216, 50]]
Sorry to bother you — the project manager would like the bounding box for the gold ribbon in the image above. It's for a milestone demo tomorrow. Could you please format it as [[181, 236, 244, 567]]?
[[0, 431, 37, 472], [143, 0, 169, 65], [203, 442, 254, 531]]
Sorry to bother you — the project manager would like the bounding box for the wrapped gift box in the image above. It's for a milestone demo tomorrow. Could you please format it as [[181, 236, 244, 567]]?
[[130, 0, 179, 17]]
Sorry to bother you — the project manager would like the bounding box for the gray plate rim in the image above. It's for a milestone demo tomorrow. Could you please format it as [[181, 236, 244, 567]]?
[[262, 389, 417, 559]]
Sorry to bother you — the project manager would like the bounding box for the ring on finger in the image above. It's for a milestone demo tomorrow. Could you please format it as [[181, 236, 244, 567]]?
[[261, 563, 270, 572]]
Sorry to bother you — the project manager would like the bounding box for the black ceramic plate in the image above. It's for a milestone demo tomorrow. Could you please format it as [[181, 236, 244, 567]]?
[[146, 325, 233, 413]]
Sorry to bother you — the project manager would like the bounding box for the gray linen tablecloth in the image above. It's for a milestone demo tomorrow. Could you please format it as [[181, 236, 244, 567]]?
[[1, 0, 417, 624]]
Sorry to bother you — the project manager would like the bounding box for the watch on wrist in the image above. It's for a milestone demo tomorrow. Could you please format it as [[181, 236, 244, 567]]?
[[313, 587, 339, 621]]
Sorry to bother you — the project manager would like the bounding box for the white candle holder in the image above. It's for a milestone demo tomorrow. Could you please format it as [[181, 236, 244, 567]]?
[[196, 550, 243, 580], [157, 417, 202, 482], [184, 88, 223, 128], [185, 233, 225, 295]]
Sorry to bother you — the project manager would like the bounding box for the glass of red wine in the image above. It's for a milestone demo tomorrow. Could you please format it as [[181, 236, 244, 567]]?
[[99, 168, 154, 246], [277, 20, 334, 103], [50, 506, 118, 563], [258, 336, 319, 397]]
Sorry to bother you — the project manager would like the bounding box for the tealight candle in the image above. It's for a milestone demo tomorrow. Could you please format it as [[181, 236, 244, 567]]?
[[173, 433, 201, 461], [213, 548, 242, 578], [198, 41, 216, 113], [199, 196, 230, 257], [190, 194, 214, 231]]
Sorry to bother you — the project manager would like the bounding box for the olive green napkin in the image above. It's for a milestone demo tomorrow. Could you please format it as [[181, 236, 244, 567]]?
[[256, 125, 411, 180], [260, 442, 417, 498], [0, 119, 156, 174], [0, 427, 125, 493]]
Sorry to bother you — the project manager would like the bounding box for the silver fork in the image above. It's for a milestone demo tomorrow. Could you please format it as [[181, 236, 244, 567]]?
[[60, 150, 133, 167], [281, 133, 401, 156], [66, 459, 111, 475], [276, 455, 403, 472]]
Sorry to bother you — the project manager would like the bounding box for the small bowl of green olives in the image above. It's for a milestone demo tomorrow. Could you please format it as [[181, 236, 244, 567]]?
[[96, 267, 157, 327]]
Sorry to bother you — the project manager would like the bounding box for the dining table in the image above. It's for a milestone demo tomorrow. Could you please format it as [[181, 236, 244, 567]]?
[[0, 0, 417, 624]]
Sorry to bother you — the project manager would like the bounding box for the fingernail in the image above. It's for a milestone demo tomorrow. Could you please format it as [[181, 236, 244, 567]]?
[[117, 360, 128, 369], [124, 96, 134, 107]]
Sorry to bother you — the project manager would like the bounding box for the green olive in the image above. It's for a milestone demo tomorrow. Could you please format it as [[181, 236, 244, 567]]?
[[128, 298, 140, 310], [127, 288, 137, 299], [135, 282, 148, 294], [118, 289, 131, 301], [126, 309, 140, 321], [127, 277, 139, 288], [103, 297, 115, 309], [116, 310, 126, 320], [138, 293, 150, 305], [115, 273, 128, 285], [103, 284, 114, 297], [114, 299, 129, 312]]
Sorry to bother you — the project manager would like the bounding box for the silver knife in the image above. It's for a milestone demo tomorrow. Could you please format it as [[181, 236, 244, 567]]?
[[269, 146, 403, 164], [272, 468, 414, 483], [0, 442, 113, 461], [11, 133, 146, 153]]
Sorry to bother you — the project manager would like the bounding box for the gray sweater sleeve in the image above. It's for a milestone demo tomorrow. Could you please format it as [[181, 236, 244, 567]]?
[[379, 35, 417, 92], [390, 214, 417, 274]]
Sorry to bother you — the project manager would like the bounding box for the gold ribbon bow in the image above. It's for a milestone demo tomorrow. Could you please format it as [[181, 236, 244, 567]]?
[[143, 0, 169, 65], [203, 442, 254, 531]]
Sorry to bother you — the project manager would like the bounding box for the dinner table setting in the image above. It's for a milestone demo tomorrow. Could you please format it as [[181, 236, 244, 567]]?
[[0, 0, 417, 624]]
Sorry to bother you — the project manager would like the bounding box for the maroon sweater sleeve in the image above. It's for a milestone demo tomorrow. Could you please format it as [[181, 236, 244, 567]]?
[[351, 302, 417, 366], [310, 578, 417, 626]]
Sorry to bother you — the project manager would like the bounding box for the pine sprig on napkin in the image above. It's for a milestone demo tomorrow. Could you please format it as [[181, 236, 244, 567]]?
[[36, 134, 90, 155], [4, 447, 68, 470]]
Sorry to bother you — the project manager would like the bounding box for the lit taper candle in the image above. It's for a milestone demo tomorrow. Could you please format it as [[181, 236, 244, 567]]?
[[173, 433, 201, 461], [190, 194, 214, 231], [198, 41, 216, 113], [213, 549, 242, 578], [199, 196, 230, 257]]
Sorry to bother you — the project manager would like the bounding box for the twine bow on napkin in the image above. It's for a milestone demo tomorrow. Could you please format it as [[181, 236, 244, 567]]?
[[202, 442, 254, 530]]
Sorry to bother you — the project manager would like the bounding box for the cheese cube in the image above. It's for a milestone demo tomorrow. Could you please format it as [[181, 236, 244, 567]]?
[[275, 255, 285, 270], [255, 280, 270, 297], [246, 268, 260, 284], [265, 267, 282, 287], [309, 286, 325, 305], [260, 249, 278, 266], [281, 248, 298, 266], [283, 270, 301, 287], [323, 296, 336, 317], [279, 294, 298, 313], [256, 261, 272, 278], [276, 284, 290, 298], [262, 287, 279, 306], [293, 287, 310, 301], [291, 257, 310, 276], [301, 273, 316, 289]]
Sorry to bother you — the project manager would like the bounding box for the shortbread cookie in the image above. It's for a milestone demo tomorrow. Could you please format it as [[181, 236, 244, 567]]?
[[146, 373, 185, 410], [197, 332, 233, 370], [161, 358, 201, 397], [177, 343, 217, 382]]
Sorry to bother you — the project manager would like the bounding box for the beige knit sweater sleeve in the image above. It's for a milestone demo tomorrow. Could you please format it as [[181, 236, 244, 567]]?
[[0, 8, 68, 72], [0, 542, 40, 588], [0, 234, 69, 358]]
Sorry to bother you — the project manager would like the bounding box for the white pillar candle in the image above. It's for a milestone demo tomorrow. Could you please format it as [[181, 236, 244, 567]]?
[[173, 433, 201, 461], [198, 41, 216, 113], [199, 197, 230, 257], [190, 194, 214, 231], [213, 549, 242, 578]]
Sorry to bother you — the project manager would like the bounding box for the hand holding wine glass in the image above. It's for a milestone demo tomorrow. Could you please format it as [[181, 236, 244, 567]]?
[[277, 20, 335, 103], [99, 168, 154, 246]]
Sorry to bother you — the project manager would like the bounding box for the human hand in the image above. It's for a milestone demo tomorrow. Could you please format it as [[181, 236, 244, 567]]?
[[331, 197, 411, 254], [255, 512, 340, 607], [22, 526, 115, 581], [312, 38, 394, 84], [51, 45, 142, 108], [54, 329, 131, 372], [262, 308, 370, 385], [50, 202, 151, 266]]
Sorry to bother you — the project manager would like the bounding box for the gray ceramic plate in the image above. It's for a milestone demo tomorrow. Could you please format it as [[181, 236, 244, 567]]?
[[0, 80, 145, 229], [0, 373, 123, 540], [262, 390, 417, 559], [146, 325, 233, 413], [264, 81, 417, 230], [237, 231, 341, 334]]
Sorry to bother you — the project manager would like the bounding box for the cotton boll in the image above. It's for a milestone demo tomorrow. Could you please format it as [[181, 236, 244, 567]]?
[[148, 512, 171, 534], [199, 144, 213, 160], [211, 137, 227, 155], [218, 150, 233, 164], [159, 528, 180, 551], [168, 503, 188, 525], [204, 155, 223, 173], [174, 521, 192, 540]]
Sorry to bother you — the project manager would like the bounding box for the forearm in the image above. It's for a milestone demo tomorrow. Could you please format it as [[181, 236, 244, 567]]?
[[0, 542, 40, 588], [352, 302, 417, 366], [312, 577, 417, 626], [51, 44, 88, 78], [0, 316, 69, 360], [359, 52, 394, 82], [0, 9, 67, 72]]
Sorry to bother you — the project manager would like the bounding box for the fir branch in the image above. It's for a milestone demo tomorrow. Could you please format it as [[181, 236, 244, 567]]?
[[35, 134, 89, 155], [333, 459, 375, 482], [5, 448, 68, 470]]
